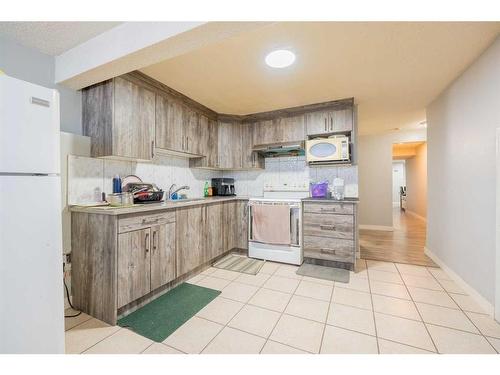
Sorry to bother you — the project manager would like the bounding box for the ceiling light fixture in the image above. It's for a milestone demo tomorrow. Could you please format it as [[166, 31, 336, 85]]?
[[265, 49, 296, 68]]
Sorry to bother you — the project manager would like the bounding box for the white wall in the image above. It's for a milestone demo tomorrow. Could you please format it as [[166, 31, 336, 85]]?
[[0, 35, 82, 134], [358, 129, 426, 228], [406, 143, 427, 219], [427, 36, 500, 306]]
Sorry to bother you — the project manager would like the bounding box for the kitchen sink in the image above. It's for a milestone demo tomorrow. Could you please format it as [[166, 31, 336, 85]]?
[[168, 198, 205, 203]]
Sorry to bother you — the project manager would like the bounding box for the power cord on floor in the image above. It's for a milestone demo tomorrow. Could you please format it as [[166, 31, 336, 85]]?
[[63, 263, 81, 318]]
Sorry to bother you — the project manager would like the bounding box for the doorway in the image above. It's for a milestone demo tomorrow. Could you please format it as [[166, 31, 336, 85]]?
[[360, 141, 435, 266]]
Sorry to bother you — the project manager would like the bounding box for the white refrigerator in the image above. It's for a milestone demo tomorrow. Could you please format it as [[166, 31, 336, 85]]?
[[0, 74, 65, 353]]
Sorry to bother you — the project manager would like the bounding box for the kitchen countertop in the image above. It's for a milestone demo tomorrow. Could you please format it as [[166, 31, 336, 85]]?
[[301, 197, 359, 203], [69, 196, 249, 216]]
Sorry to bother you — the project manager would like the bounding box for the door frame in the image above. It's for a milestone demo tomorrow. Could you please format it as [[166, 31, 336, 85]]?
[[495, 128, 500, 322]]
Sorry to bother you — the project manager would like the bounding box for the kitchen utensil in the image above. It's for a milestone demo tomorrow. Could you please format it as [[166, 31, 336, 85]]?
[[106, 192, 134, 207]]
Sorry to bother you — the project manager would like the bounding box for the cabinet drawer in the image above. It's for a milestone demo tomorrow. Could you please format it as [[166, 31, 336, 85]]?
[[303, 235, 355, 263], [119, 211, 175, 233], [303, 201, 354, 215], [303, 212, 354, 239]]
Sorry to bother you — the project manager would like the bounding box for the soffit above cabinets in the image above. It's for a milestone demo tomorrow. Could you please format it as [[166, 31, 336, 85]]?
[[140, 21, 500, 135]]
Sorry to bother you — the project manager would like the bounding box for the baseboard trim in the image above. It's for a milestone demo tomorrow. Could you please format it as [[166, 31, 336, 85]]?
[[424, 246, 494, 317], [359, 224, 394, 231], [406, 210, 427, 223]]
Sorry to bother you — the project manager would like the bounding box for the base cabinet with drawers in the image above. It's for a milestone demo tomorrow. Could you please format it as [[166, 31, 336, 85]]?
[[71, 199, 248, 325], [302, 200, 358, 270]]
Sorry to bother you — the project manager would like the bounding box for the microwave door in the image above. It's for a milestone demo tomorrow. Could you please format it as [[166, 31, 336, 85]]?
[[307, 140, 338, 162]]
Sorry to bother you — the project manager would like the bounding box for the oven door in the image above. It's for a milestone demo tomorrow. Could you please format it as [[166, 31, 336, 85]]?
[[248, 201, 301, 247]]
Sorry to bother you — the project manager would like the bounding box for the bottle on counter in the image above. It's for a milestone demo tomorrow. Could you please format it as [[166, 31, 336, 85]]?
[[204, 181, 209, 197], [112, 175, 122, 194]]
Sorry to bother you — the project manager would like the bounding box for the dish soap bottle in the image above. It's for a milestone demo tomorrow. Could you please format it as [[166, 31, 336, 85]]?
[[204, 181, 209, 197]]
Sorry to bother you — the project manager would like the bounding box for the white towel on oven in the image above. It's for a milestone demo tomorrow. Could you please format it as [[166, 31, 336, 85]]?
[[252, 204, 291, 245]]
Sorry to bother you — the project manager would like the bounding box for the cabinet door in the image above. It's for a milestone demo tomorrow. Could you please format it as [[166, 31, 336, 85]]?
[[241, 122, 264, 169], [194, 115, 219, 168], [218, 121, 242, 169], [176, 206, 204, 275], [117, 228, 151, 308], [155, 95, 184, 153], [330, 108, 353, 132], [279, 114, 305, 142], [253, 119, 279, 145], [184, 108, 201, 155], [223, 201, 238, 252], [113, 77, 155, 160], [150, 223, 176, 291], [236, 201, 249, 250], [305, 110, 330, 136], [204, 203, 224, 261]]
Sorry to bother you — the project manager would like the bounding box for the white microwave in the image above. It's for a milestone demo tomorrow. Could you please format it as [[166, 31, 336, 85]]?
[[306, 135, 350, 164]]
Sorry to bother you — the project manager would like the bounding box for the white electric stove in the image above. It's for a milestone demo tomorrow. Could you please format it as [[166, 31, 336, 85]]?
[[248, 186, 309, 265]]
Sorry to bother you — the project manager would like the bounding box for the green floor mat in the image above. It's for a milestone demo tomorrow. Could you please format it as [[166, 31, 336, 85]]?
[[118, 283, 220, 342]]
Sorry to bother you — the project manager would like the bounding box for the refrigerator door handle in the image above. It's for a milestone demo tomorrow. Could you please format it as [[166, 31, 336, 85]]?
[[30, 97, 50, 107]]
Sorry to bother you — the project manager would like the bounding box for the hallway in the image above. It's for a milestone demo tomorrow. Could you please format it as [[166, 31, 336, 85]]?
[[360, 209, 437, 267]]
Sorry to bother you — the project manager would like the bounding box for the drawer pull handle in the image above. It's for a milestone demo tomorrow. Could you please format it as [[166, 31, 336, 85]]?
[[320, 224, 336, 230], [321, 208, 337, 212], [320, 248, 336, 255], [142, 218, 159, 225]]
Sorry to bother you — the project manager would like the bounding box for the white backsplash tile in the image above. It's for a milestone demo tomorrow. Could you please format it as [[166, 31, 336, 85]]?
[[68, 154, 358, 205], [67, 155, 104, 205]]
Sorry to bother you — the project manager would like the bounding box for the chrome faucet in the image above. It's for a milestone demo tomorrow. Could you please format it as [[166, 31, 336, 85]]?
[[167, 184, 190, 200]]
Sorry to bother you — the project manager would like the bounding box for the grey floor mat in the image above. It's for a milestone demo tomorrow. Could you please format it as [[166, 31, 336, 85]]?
[[296, 263, 350, 283]]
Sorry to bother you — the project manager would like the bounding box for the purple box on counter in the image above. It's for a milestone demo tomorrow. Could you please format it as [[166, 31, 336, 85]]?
[[310, 181, 329, 198]]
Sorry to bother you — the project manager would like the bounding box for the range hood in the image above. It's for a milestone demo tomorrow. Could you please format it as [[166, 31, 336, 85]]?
[[252, 141, 305, 158]]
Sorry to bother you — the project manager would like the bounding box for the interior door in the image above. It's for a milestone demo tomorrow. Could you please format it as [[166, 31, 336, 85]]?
[[117, 228, 151, 308], [150, 223, 176, 291]]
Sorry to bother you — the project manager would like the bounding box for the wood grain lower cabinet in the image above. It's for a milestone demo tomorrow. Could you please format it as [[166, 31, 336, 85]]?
[[236, 200, 249, 250], [71, 199, 249, 325], [302, 201, 358, 270], [150, 223, 176, 291], [117, 228, 151, 308], [204, 203, 224, 261], [175, 206, 204, 275]]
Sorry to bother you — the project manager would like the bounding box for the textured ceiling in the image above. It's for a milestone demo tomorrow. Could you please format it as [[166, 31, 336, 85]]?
[[141, 22, 500, 134], [0, 22, 121, 56]]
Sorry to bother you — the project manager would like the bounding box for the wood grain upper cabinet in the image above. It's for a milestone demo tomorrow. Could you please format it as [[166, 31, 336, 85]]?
[[150, 222, 176, 291], [155, 94, 184, 153], [306, 108, 353, 135], [253, 119, 278, 146], [189, 115, 219, 169], [184, 108, 201, 155], [175, 206, 204, 275], [82, 77, 155, 161], [117, 228, 151, 308], [218, 121, 242, 169], [278, 114, 305, 142], [241, 122, 264, 169]]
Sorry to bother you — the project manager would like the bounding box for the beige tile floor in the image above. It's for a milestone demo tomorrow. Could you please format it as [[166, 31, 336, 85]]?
[[65, 259, 500, 354]]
